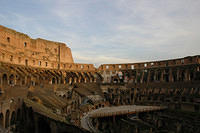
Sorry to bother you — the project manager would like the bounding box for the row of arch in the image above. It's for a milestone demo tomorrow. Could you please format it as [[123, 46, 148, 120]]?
[[0, 68, 102, 87], [121, 67, 200, 83], [0, 108, 21, 129], [104, 87, 200, 113]]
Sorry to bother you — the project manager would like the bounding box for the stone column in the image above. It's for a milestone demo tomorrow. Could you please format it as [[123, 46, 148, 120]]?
[[135, 70, 138, 83], [63, 77, 66, 84], [185, 69, 189, 81], [69, 78, 72, 84], [7, 75, 10, 85], [154, 70, 157, 82], [169, 69, 173, 82], [58, 78, 61, 84], [74, 78, 77, 83], [14, 74, 17, 85], [176, 69, 180, 81], [147, 71, 151, 83], [140, 71, 144, 83], [24, 76, 27, 85], [160, 70, 164, 82], [0, 111, 5, 128]]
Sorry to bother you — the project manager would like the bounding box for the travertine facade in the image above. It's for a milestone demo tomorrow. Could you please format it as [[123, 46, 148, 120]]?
[[0, 25, 95, 71]]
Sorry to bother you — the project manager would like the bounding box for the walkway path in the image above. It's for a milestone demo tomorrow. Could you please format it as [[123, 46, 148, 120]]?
[[81, 105, 167, 132], [89, 105, 167, 118]]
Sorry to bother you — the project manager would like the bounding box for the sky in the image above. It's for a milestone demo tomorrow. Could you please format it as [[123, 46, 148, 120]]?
[[0, 0, 200, 66]]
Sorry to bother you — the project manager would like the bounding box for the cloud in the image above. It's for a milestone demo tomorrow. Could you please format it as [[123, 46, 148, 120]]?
[[72, 52, 139, 67], [0, 0, 199, 65]]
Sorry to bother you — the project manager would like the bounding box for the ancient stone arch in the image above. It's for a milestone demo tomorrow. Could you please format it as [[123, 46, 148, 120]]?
[[64, 72, 70, 84], [163, 69, 169, 82], [5, 110, 10, 128], [172, 69, 177, 82], [150, 70, 155, 82], [16, 108, 21, 122], [88, 72, 94, 82], [76, 72, 83, 83], [15, 74, 21, 85], [71, 72, 78, 83], [9, 74, 15, 86], [10, 111, 15, 126], [2, 73, 7, 85], [52, 77, 56, 84], [94, 72, 103, 82], [0, 113, 4, 127], [84, 72, 91, 83], [69, 72, 75, 84], [178, 69, 185, 81]]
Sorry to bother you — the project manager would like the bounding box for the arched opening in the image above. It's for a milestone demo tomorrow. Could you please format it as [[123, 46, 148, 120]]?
[[9, 74, 15, 86], [0, 113, 4, 127], [52, 77, 56, 84], [180, 70, 185, 81], [137, 71, 142, 83], [189, 70, 194, 81], [38, 76, 43, 85], [78, 77, 81, 83], [172, 70, 177, 82], [74, 77, 77, 83], [94, 72, 103, 83], [2, 74, 7, 85], [56, 77, 59, 84], [150, 71, 155, 82], [195, 71, 200, 81], [25, 59, 28, 66], [143, 71, 148, 83], [24, 42, 27, 47], [164, 74, 169, 82], [112, 75, 119, 83], [5, 110, 10, 128], [38, 117, 51, 133], [71, 77, 74, 84], [65, 77, 69, 84], [16, 109, 21, 122], [156, 70, 161, 81], [10, 111, 15, 126], [0, 87, 2, 95], [15, 74, 21, 85], [164, 69, 169, 82], [7, 37, 10, 42], [84, 73, 90, 83]]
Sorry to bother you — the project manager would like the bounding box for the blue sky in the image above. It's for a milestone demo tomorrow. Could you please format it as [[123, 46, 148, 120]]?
[[0, 0, 200, 66]]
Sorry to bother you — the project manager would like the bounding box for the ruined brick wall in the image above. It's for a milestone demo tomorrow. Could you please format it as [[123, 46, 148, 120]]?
[[98, 55, 200, 83], [99, 56, 200, 71], [0, 25, 74, 69]]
